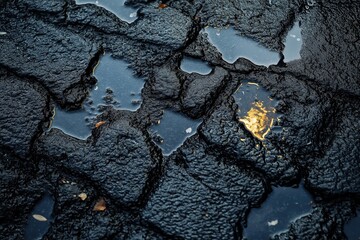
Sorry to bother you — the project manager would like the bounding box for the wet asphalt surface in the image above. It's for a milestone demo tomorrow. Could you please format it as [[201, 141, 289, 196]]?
[[0, 0, 360, 239]]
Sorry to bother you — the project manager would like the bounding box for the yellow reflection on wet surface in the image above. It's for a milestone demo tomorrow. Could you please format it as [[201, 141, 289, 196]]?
[[238, 101, 275, 140], [234, 80, 279, 141]]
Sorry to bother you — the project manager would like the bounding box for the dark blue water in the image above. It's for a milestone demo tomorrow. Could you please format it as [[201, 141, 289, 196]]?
[[344, 210, 360, 240], [76, 0, 138, 23], [149, 110, 202, 155], [243, 184, 313, 239], [24, 193, 55, 240], [180, 56, 212, 75], [51, 54, 144, 139], [283, 22, 302, 62], [205, 27, 280, 66]]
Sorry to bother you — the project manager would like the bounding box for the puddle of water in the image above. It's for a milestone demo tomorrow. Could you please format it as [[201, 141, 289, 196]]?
[[24, 193, 55, 240], [51, 54, 144, 139], [91, 54, 144, 111], [149, 110, 202, 155], [344, 210, 360, 240], [205, 27, 280, 66], [283, 22, 302, 62], [76, 0, 138, 23], [51, 106, 95, 140], [243, 184, 313, 239], [233, 80, 280, 141], [180, 56, 212, 75]]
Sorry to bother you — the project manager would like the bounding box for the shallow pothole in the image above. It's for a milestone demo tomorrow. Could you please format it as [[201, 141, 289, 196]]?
[[233, 80, 281, 141], [180, 56, 212, 75], [149, 110, 202, 156], [51, 54, 144, 139], [243, 184, 313, 239], [24, 193, 55, 240], [205, 27, 280, 66]]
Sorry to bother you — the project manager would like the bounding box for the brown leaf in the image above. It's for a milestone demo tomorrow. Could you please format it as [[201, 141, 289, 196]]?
[[158, 3, 168, 9], [93, 198, 106, 211], [95, 121, 106, 128], [32, 214, 47, 222]]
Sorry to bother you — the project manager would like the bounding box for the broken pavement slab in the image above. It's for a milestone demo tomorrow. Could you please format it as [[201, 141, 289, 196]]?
[[0, 72, 49, 157], [35, 119, 160, 206]]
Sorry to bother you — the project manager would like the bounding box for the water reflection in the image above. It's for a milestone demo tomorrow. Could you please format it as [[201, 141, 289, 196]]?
[[149, 110, 202, 155], [243, 184, 313, 239], [51, 54, 144, 139], [344, 210, 360, 240], [180, 56, 212, 75], [25, 193, 55, 240], [205, 27, 280, 66], [76, 0, 138, 23], [233, 80, 279, 141], [283, 22, 303, 62]]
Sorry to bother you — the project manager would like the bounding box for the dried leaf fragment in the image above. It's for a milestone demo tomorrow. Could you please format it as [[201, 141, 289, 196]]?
[[32, 214, 47, 222], [95, 121, 106, 128], [78, 193, 87, 201], [93, 198, 106, 211], [158, 3, 167, 9]]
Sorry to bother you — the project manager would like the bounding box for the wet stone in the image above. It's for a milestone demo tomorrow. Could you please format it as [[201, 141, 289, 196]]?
[[198, 0, 302, 50], [283, 3, 360, 95], [76, 0, 138, 23], [181, 66, 228, 118], [199, 89, 297, 185], [44, 175, 131, 239], [0, 149, 45, 240], [0, 74, 48, 157], [142, 137, 266, 239], [150, 63, 181, 100], [66, 3, 129, 34], [36, 119, 158, 206], [306, 101, 360, 195], [0, 6, 99, 105], [243, 184, 313, 239], [127, 6, 193, 49], [205, 27, 280, 66], [149, 110, 202, 156]]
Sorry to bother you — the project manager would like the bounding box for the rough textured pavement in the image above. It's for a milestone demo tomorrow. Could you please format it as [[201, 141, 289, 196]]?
[[0, 0, 359, 239]]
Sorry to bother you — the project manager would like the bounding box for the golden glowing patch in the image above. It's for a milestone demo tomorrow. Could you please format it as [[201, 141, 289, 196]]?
[[238, 101, 275, 140]]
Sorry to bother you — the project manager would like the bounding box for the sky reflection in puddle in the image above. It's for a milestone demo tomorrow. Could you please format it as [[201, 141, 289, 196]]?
[[149, 110, 202, 155], [283, 22, 302, 62], [243, 184, 313, 239], [76, 0, 138, 23], [205, 27, 281, 66], [233, 80, 280, 141], [180, 56, 212, 75], [51, 54, 144, 139]]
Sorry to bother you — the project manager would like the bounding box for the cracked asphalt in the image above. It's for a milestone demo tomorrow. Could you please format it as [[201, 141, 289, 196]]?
[[0, 0, 359, 239]]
